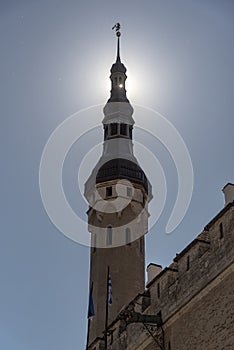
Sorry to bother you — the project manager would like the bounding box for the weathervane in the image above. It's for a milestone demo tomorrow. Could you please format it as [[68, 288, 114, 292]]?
[[112, 22, 121, 37]]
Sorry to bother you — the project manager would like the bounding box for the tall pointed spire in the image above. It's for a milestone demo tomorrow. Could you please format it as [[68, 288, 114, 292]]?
[[116, 36, 120, 62], [107, 23, 128, 103], [114, 23, 121, 62]]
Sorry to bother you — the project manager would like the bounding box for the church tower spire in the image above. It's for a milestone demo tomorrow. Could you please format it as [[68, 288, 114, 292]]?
[[107, 24, 129, 104], [116, 34, 120, 61], [85, 25, 152, 347]]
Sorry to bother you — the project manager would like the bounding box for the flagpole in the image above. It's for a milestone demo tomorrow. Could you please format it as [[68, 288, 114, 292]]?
[[86, 282, 93, 350], [86, 318, 91, 350], [104, 266, 110, 350]]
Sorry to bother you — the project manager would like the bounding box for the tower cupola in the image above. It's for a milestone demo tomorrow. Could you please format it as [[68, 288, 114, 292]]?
[[108, 33, 129, 103], [85, 24, 152, 201]]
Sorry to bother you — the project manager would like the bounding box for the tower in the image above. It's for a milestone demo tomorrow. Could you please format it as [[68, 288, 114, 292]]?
[[85, 25, 152, 346]]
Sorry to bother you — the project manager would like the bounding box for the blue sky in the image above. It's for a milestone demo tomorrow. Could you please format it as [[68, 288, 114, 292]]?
[[1, 0, 234, 349]]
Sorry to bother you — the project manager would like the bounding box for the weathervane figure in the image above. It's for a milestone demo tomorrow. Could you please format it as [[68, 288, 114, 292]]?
[[112, 22, 121, 37]]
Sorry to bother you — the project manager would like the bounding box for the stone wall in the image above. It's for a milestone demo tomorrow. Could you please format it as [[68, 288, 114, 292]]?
[[88, 204, 234, 350]]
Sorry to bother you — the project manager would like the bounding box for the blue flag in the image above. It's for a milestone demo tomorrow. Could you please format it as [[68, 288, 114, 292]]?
[[108, 274, 112, 305], [88, 285, 95, 319]]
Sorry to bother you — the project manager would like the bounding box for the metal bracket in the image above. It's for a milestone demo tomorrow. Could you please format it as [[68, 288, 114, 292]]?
[[119, 308, 164, 350], [120, 309, 162, 326]]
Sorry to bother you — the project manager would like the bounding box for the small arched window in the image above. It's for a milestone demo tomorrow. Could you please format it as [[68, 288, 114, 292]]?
[[93, 234, 96, 253], [126, 228, 131, 245], [219, 222, 224, 239], [157, 282, 160, 299], [110, 123, 118, 136], [129, 126, 133, 139], [104, 125, 108, 140], [106, 226, 112, 246], [186, 255, 190, 271], [120, 123, 127, 136], [140, 237, 144, 253], [106, 186, 112, 197]]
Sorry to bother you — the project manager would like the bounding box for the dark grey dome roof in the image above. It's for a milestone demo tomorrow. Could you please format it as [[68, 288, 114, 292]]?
[[110, 60, 126, 74], [96, 158, 150, 194]]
